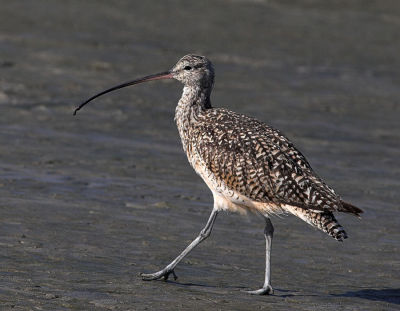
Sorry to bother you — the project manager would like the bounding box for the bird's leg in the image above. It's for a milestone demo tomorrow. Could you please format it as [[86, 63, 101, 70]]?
[[247, 217, 274, 295], [140, 208, 218, 281]]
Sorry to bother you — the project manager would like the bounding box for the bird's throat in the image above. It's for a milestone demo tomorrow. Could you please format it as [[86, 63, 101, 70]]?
[[175, 85, 212, 148]]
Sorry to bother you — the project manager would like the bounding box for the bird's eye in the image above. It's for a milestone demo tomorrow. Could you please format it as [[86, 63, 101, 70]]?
[[184, 66, 192, 70]]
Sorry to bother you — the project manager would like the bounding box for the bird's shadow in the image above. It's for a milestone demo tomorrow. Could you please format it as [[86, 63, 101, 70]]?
[[165, 280, 400, 304], [332, 288, 400, 305], [165, 279, 247, 290], [164, 280, 314, 296]]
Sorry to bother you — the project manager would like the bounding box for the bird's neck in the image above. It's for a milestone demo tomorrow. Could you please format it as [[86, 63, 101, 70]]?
[[175, 85, 212, 145], [178, 84, 212, 109]]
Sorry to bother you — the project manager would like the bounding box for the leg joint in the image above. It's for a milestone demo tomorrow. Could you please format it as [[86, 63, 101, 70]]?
[[199, 228, 211, 240]]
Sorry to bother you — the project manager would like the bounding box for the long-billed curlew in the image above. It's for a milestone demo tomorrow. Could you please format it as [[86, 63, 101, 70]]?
[[74, 54, 363, 295]]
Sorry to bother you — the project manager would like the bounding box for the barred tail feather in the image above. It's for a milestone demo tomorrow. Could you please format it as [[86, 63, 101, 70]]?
[[284, 205, 348, 241]]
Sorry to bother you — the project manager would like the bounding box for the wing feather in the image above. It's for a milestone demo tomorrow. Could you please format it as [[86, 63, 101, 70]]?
[[191, 108, 343, 212]]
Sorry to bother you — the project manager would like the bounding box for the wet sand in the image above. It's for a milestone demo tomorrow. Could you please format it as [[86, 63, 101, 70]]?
[[0, 1, 399, 310]]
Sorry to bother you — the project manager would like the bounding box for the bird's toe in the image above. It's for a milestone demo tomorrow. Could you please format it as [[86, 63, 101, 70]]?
[[245, 285, 274, 295], [140, 269, 177, 281]]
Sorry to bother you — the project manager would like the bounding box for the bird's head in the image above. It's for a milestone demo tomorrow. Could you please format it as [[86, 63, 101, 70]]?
[[171, 54, 214, 88], [73, 54, 214, 115]]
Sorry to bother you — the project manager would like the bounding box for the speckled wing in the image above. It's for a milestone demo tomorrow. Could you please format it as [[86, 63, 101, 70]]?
[[192, 108, 343, 212]]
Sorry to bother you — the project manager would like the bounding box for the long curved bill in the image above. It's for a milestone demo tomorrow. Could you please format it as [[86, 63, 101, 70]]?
[[73, 71, 173, 115]]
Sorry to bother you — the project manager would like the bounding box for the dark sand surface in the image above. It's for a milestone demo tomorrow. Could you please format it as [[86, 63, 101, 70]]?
[[0, 1, 399, 310]]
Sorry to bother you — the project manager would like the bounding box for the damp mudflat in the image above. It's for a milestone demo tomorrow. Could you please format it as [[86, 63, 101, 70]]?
[[0, 1, 399, 310]]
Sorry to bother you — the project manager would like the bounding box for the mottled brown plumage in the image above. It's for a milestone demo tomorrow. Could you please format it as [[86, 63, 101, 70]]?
[[173, 55, 361, 242], [75, 54, 363, 295]]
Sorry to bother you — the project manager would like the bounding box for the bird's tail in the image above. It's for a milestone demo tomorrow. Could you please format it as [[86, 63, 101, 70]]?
[[339, 201, 363, 217], [285, 206, 347, 241]]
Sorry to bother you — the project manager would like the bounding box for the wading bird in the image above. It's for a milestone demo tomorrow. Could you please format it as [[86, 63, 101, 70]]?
[[74, 54, 362, 295]]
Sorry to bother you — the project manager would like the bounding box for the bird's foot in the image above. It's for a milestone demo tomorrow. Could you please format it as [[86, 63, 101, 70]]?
[[245, 284, 274, 295], [140, 269, 178, 281]]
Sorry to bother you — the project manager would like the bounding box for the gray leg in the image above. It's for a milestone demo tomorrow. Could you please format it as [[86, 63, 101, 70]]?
[[141, 208, 219, 281], [247, 217, 274, 295]]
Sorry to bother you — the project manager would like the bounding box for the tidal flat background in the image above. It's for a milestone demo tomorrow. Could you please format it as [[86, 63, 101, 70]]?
[[0, 1, 399, 310]]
